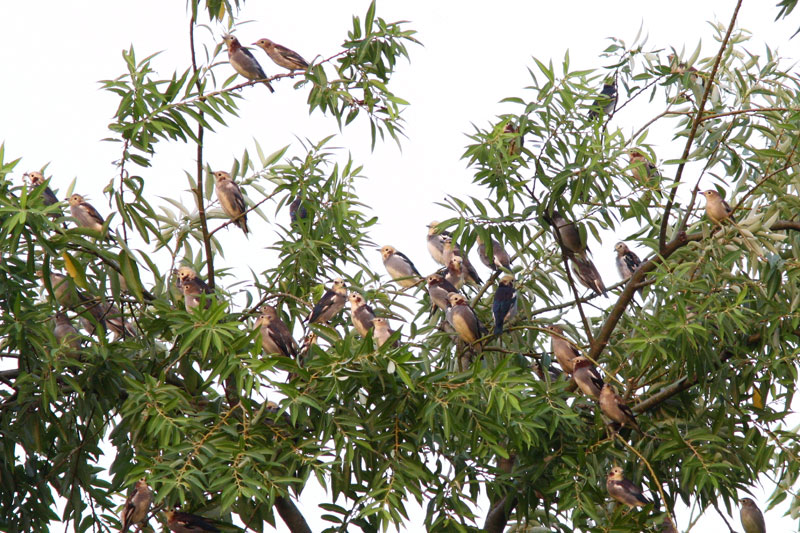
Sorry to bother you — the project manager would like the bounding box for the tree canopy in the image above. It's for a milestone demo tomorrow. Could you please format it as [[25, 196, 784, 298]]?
[[1, 1, 800, 532]]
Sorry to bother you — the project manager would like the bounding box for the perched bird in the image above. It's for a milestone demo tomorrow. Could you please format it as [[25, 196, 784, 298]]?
[[446, 292, 486, 345], [550, 212, 587, 258], [740, 498, 766, 533], [349, 292, 376, 337], [221, 34, 274, 92], [477, 235, 511, 271], [600, 384, 643, 434], [547, 325, 581, 374], [298, 332, 317, 368], [307, 278, 347, 324], [627, 149, 659, 184], [213, 171, 249, 235], [702, 189, 732, 224], [614, 242, 642, 282], [588, 79, 617, 120], [68, 194, 109, 238], [503, 122, 523, 156], [253, 38, 309, 71], [571, 256, 607, 296], [381, 245, 423, 288], [444, 256, 466, 290], [426, 274, 459, 313], [372, 317, 398, 348], [571, 356, 604, 399], [120, 478, 153, 533], [39, 271, 82, 308], [258, 305, 299, 359], [176, 267, 213, 311], [289, 195, 308, 224], [492, 275, 517, 335], [52, 312, 81, 353], [668, 53, 703, 86], [165, 509, 221, 533], [441, 235, 482, 285], [26, 171, 59, 206], [606, 467, 651, 507], [426, 221, 451, 265], [85, 301, 137, 339]]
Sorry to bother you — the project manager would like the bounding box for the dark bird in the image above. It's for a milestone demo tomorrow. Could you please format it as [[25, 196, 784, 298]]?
[[349, 292, 376, 337], [572, 356, 604, 399], [68, 194, 109, 238], [381, 245, 423, 288], [492, 275, 517, 335], [426, 221, 451, 266], [307, 278, 347, 324], [446, 292, 486, 344], [258, 306, 299, 359], [26, 171, 59, 206], [588, 78, 617, 120], [441, 235, 482, 285], [289, 195, 308, 224], [550, 211, 585, 257], [426, 273, 459, 313], [253, 38, 309, 71], [221, 34, 274, 92], [165, 509, 221, 532], [477, 235, 511, 271], [572, 256, 607, 296], [702, 189, 732, 224], [547, 325, 581, 374], [213, 171, 249, 235], [606, 466, 651, 507], [600, 384, 643, 434], [740, 497, 766, 533], [614, 242, 642, 282], [120, 478, 153, 533]]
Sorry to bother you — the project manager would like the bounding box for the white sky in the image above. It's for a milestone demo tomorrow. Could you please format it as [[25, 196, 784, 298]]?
[[1, 1, 799, 531]]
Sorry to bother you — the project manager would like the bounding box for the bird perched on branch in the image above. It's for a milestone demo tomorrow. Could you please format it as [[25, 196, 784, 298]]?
[[588, 78, 617, 120], [702, 189, 732, 224], [739, 498, 766, 533], [289, 195, 308, 225], [213, 171, 249, 235], [39, 271, 82, 308], [441, 235, 482, 285], [446, 292, 486, 345], [176, 267, 213, 311], [492, 275, 517, 335], [253, 38, 309, 71], [627, 149, 660, 184], [606, 467, 651, 507], [614, 242, 642, 283], [549, 211, 605, 295], [349, 292, 376, 337], [381, 245, 423, 288], [477, 235, 511, 271], [571, 357, 604, 399], [547, 325, 581, 374], [600, 384, 643, 435], [120, 478, 152, 533], [426, 221, 451, 265], [372, 317, 398, 348], [25, 171, 59, 207], [165, 508, 221, 532], [52, 312, 81, 354], [444, 255, 466, 290], [68, 194, 110, 239], [258, 306, 298, 359], [426, 274, 459, 313], [221, 34, 274, 93], [307, 278, 347, 324]]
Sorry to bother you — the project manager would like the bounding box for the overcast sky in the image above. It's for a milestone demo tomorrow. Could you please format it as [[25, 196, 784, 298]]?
[[1, 1, 798, 531]]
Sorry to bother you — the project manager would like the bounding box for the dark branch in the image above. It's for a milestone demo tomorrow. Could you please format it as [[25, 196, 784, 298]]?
[[483, 494, 517, 533], [275, 496, 313, 533]]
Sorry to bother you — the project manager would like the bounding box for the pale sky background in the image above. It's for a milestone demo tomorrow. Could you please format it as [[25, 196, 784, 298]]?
[[1, 1, 799, 532]]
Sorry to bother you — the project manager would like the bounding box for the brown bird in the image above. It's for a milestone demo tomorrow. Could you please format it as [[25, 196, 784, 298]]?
[[702, 189, 732, 224], [349, 292, 376, 337], [606, 466, 651, 507], [477, 235, 511, 271], [165, 509, 221, 532], [84, 301, 137, 339], [213, 171, 249, 235], [25, 171, 60, 207], [550, 211, 585, 257], [176, 267, 213, 311], [571, 256, 607, 296], [426, 221, 451, 265], [599, 384, 643, 434], [258, 306, 299, 359], [68, 194, 109, 238], [572, 356, 604, 399], [307, 278, 347, 324], [740, 497, 766, 533], [221, 34, 274, 93], [444, 255, 466, 290], [627, 149, 659, 184], [372, 317, 398, 348], [446, 292, 486, 344], [547, 325, 581, 374], [426, 274, 459, 313], [253, 38, 309, 71], [52, 312, 81, 354], [441, 235, 482, 285], [120, 478, 153, 533], [38, 271, 83, 308], [381, 245, 423, 288]]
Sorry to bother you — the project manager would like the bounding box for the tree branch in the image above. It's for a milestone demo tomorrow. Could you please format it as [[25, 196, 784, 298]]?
[[274, 496, 312, 533], [483, 494, 517, 533]]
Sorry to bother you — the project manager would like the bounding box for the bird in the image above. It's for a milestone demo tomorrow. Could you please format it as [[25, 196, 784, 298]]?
[[614, 242, 642, 282], [702, 189, 732, 224], [258, 305, 299, 359], [372, 317, 398, 348], [492, 275, 517, 335], [588, 78, 617, 120], [349, 292, 376, 337], [627, 149, 659, 184], [504, 122, 523, 156], [426, 274, 459, 313], [740, 498, 766, 533], [441, 235, 482, 285], [165, 508, 221, 532], [85, 301, 137, 339], [176, 267, 213, 311], [39, 271, 82, 308], [571, 256, 607, 296], [426, 221, 451, 265], [381, 245, 423, 288], [599, 384, 643, 434], [68, 194, 109, 238], [221, 34, 274, 93], [477, 235, 511, 271], [444, 256, 466, 290], [446, 292, 486, 345], [549, 211, 606, 294], [571, 357, 604, 399], [606, 466, 651, 507], [289, 195, 308, 224], [25, 171, 59, 206], [176, 266, 212, 293], [120, 478, 153, 533], [213, 171, 249, 235], [52, 312, 81, 353], [307, 278, 347, 324], [547, 325, 581, 374], [253, 38, 309, 71], [667, 53, 703, 87]]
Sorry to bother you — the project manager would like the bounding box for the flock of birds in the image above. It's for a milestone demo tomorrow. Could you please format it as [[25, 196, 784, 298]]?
[[17, 31, 763, 533]]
